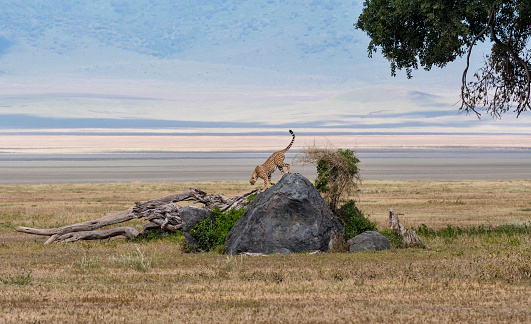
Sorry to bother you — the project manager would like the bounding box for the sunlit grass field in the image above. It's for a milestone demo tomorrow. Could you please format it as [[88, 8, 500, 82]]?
[[0, 180, 530, 323]]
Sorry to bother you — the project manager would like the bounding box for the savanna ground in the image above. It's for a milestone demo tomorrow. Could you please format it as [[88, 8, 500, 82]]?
[[0, 180, 530, 323]]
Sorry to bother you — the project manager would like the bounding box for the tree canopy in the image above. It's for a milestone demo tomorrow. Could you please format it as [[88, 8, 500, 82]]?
[[356, 0, 531, 118]]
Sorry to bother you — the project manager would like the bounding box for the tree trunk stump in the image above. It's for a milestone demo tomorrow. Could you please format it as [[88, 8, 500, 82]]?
[[389, 208, 422, 247]]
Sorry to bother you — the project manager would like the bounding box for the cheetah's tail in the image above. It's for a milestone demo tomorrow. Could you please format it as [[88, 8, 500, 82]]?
[[282, 129, 295, 152]]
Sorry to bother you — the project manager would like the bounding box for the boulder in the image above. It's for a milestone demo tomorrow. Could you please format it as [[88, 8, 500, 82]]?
[[225, 173, 344, 255], [347, 231, 391, 252], [180, 205, 214, 249]]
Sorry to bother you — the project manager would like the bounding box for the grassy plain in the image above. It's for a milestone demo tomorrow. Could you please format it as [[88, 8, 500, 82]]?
[[0, 180, 530, 323]]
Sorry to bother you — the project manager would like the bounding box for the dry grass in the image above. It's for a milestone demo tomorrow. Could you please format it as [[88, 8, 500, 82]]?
[[357, 179, 531, 229], [0, 180, 530, 323]]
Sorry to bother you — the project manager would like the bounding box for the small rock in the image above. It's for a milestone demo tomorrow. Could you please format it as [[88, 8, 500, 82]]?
[[347, 231, 391, 252]]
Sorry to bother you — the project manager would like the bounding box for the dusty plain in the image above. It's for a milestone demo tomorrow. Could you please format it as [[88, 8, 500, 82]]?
[[2, 133, 531, 154], [0, 180, 530, 323]]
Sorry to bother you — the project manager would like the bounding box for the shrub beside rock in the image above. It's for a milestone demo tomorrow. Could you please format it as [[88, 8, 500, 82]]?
[[337, 200, 377, 240], [180, 205, 214, 250]]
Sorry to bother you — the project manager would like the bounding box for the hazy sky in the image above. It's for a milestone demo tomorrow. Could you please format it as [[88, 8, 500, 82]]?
[[0, 0, 530, 144]]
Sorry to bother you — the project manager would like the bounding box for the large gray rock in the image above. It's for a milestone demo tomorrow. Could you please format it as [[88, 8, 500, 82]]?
[[225, 173, 344, 255], [180, 205, 214, 249], [347, 231, 391, 252]]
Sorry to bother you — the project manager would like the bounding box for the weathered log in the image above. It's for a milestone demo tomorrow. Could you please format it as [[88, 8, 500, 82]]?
[[389, 208, 422, 247], [139, 222, 163, 236], [15, 187, 257, 243], [15, 207, 135, 241], [56, 227, 140, 243], [133, 187, 257, 213], [140, 202, 182, 232], [217, 189, 257, 211], [133, 188, 206, 216], [147, 218, 183, 232]]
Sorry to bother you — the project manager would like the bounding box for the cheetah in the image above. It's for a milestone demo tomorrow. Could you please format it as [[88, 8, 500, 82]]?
[[250, 130, 295, 192]]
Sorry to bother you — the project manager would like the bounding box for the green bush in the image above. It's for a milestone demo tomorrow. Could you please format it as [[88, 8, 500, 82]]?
[[315, 149, 359, 193], [336, 200, 377, 240], [379, 229, 404, 249], [190, 206, 245, 253]]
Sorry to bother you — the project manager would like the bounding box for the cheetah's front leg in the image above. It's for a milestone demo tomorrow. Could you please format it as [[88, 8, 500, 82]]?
[[261, 178, 268, 192]]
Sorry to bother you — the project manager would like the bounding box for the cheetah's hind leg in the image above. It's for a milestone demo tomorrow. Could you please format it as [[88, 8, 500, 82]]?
[[277, 163, 290, 179]]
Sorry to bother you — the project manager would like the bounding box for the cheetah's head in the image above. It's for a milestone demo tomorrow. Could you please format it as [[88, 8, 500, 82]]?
[[249, 170, 257, 185]]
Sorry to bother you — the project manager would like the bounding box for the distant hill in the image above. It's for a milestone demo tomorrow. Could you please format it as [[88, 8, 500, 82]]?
[[2, 0, 521, 135], [0, 0, 415, 87]]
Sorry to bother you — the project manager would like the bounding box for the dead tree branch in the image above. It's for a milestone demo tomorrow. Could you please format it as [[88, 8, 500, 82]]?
[[15, 187, 257, 243]]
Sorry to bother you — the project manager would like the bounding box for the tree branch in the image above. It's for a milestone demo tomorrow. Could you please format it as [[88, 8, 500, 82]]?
[[460, 9, 497, 117], [489, 23, 531, 116]]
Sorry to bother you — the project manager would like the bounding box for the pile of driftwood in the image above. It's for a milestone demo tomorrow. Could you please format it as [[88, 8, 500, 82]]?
[[15, 188, 257, 244]]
